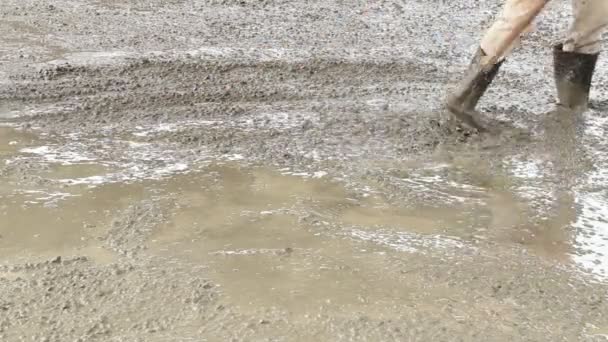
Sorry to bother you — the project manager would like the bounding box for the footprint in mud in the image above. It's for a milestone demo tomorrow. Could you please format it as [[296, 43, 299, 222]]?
[[440, 113, 532, 152]]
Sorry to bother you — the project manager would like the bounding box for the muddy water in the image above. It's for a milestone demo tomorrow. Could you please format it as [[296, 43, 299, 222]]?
[[0, 126, 37, 156], [0, 127, 129, 260], [0, 124, 604, 323], [146, 165, 464, 316], [0, 186, 129, 262], [0, 129, 466, 315], [0, 125, 590, 261]]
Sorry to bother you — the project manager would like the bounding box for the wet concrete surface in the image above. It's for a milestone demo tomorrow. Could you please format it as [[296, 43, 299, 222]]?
[[2, 0, 608, 341]]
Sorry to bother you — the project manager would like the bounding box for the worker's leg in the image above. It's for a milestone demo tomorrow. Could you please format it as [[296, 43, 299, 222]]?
[[480, 0, 538, 61], [446, 0, 543, 131], [564, 0, 608, 54], [459, 0, 538, 110], [554, 0, 607, 109]]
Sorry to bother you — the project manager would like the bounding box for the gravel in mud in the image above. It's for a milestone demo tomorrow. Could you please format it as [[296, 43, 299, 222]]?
[[1, 0, 608, 341]]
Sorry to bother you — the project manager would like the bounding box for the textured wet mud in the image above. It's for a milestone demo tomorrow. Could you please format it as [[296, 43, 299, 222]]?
[[2, 0, 608, 341]]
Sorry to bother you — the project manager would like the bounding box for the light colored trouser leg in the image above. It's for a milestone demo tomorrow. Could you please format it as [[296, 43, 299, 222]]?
[[563, 0, 608, 54], [479, 0, 541, 61]]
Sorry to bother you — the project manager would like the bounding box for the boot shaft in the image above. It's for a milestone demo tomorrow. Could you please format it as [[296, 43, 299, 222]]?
[[553, 43, 599, 110], [455, 48, 504, 110]]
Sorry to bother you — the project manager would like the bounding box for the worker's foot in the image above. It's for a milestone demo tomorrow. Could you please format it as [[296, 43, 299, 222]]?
[[553, 43, 599, 111], [445, 96, 489, 133], [445, 47, 504, 132]]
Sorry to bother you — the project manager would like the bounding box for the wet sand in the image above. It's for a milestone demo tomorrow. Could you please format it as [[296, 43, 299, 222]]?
[[1, 0, 608, 341]]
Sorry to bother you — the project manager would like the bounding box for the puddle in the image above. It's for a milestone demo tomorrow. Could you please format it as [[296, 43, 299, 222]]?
[[147, 166, 455, 315], [0, 155, 467, 314], [0, 126, 38, 156], [147, 165, 478, 249], [0, 182, 146, 261], [141, 163, 580, 315], [1, 118, 608, 316]]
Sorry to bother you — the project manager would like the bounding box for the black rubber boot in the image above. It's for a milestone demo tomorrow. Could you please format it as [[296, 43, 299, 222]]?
[[446, 47, 504, 131], [553, 43, 599, 110]]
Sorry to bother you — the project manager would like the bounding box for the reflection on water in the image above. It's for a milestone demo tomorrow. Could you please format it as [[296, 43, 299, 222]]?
[[574, 192, 608, 277], [571, 113, 608, 279], [500, 109, 608, 280]]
